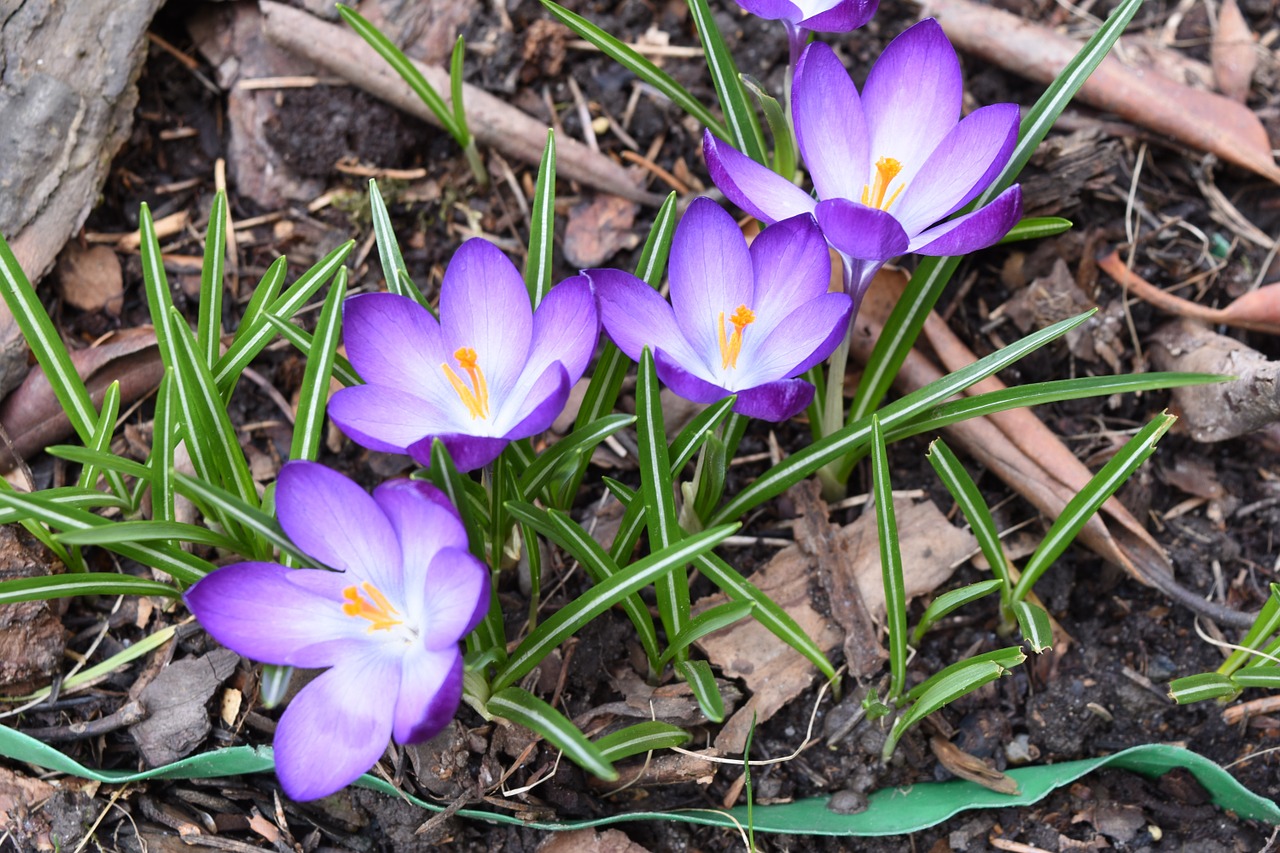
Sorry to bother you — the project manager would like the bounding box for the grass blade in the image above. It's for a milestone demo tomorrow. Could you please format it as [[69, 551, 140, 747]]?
[[1012, 600, 1054, 654], [594, 721, 690, 762], [487, 685, 616, 779], [289, 269, 346, 464], [369, 180, 427, 307], [198, 191, 227, 368], [266, 314, 361, 387], [884, 659, 1009, 758], [524, 129, 556, 309], [870, 416, 908, 703], [910, 579, 1004, 647], [926, 439, 1011, 595], [676, 658, 725, 722], [0, 573, 180, 604], [687, 0, 766, 164]]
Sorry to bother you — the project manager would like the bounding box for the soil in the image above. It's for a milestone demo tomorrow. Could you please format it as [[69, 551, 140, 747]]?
[[3, 0, 1280, 850]]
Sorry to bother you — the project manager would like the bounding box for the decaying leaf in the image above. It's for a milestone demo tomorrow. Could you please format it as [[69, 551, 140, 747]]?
[[0, 525, 65, 693], [128, 648, 239, 767], [54, 243, 124, 315], [1211, 0, 1257, 103], [563, 194, 641, 268], [0, 327, 162, 472], [930, 735, 1020, 795]]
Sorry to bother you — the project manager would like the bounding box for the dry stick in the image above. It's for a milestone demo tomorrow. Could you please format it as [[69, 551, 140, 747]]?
[[850, 273, 1253, 628], [923, 0, 1280, 184], [259, 1, 666, 207]]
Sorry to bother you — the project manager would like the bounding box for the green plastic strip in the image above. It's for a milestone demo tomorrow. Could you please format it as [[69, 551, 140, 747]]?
[[0, 728, 1273, 833]]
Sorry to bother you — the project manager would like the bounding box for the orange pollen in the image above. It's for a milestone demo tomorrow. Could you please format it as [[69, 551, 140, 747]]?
[[441, 346, 490, 420], [717, 304, 756, 370], [860, 157, 906, 211], [341, 582, 403, 632]]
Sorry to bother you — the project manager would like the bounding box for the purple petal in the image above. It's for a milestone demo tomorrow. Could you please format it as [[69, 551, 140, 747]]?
[[734, 378, 815, 421], [273, 650, 398, 801], [417, 546, 490, 647], [704, 131, 817, 224], [394, 646, 463, 745], [735, 0, 805, 22], [371, 480, 469, 627], [276, 462, 402, 598], [908, 185, 1023, 256], [342, 294, 450, 410], [862, 19, 962, 186], [504, 362, 571, 440], [737, 292, 852, 387], [328, 384, 453, 454], [748, 213, 832, 342], [654, 348, 733, 404], [408, 433, 509, 473], [439, 239, 533, 400], [813, 199, 909, 261], [893, 103, 1020, 235], [793, 42, 868, 201], [185, 563, 365, 669], [527, 275, 599, 386], [800, 0, 878, 32], [592, 267, 703, 369], [669, 198, 755, 362]]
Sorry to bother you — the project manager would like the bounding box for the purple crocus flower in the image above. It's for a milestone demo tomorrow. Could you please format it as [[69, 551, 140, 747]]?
[[704, 19, 1023, 303], [329, 238, 599, 472], [185, 461, 488, 801], [591, 198, 851, 422], [736, 0, 879, 66]]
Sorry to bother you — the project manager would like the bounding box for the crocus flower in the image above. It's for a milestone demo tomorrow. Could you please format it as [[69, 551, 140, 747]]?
[[704, 19, 1023, 302], [735, 0, 879, 66], [591, 198, 851, 422], [329, 238, 599, 472], [185, 461, 488, 801]]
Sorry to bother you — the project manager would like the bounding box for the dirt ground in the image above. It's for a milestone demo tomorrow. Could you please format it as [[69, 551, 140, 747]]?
[[2, 0, 1280, 850]]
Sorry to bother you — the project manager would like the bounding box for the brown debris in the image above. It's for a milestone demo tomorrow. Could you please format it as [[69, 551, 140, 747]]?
[[537, 827, 652, 852], [923, 0, 1280, 184], [0, 525, 64, 693], [930, 735, 1020, 796], [129, 648, 240, 767], [1148, 319, 1280, 442], [563, 194, 641, 267], [54, 243, 124, 315], [1211, 0, 1258, 103]]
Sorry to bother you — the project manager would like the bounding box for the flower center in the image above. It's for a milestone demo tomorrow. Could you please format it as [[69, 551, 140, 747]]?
[[861, 157, 905, 211], [342, 582, 403, 632], [718, 304, 756, 370], [441, 346, 490, 420]]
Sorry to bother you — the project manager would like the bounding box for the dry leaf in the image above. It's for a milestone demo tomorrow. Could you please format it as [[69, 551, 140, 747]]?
[[564, 195, 641, 267], [0, 327, 162, 471], [930, 736, 1020, 795], [1211, 0, 1257, 103], [55, 243, 123, 315], [924, 0, 1280, 183]]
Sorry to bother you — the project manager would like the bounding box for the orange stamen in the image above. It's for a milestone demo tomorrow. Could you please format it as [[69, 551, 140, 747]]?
[[860, 157, 905, 211], [717, 304, 756, 370], [341, 582, 403, 632], [441, 346, 490, 419]]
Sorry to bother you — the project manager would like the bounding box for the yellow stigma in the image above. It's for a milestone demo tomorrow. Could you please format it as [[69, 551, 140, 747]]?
[[717, 304, 756, 370], [441, 346, 490, 420], [341, 582, 402, 632], [860, 157, 905, 211]]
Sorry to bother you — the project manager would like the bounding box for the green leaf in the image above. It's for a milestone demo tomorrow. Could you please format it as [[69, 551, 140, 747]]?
[[1220, 584, 1280, 675], [670, 396, 737, 473], [659, 601, 753, 668], [1168, 673, 1240, 704], [636, 348, 689, 661], [1012, 413, 1175, 603], [518, 414, 634, 500], [214, 241, 353, 394], [337, 4, 460, 139], [198, 191, 227, 368], [594, 722, 690, 763], [676, 658, 725, 722], [925, 439, 1011, 596], [0, 490, 213, 585], [0, 573, 179, 604], [506, 502, 661, 671], [906, 647, 1027, 704], [1012, 600, 1054, 654], [171, 473, 304, 565], [266, 313, 362, 388], [689, 434, 727, 525], [289, 268, 346, 464], [76, 380, 128, 500], [524, 129, 556, 309], [0, 233, 98, 443], [55, 520, 242, 552], [999, 216, 1073, 244], [487, 685, 616, 780], [870, 416, 908, 703], [1229, 665, 1280, 690], [539, 1, 728, 141], [687, 0, 766, 164], [885, 659, 1009, 759], [369, 180, 427, 307], [910, 579, 1004, 647], [847, 0, 1145, 426], [449, 34, 471, 145], [150, 372, 177, 525], [742, 74, 795, 178], [492, 523, 738, 692], [710, 311, 1096, 527], [0, 486, 125, 526], [259, 665, 293, 709]]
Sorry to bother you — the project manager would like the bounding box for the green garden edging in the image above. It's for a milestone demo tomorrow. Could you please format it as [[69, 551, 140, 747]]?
[[1, 726, 1274, 835]]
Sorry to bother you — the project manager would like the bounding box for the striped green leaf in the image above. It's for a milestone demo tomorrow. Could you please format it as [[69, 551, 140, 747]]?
[[488, 685, 616, 780]]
